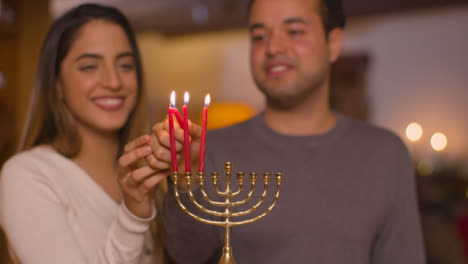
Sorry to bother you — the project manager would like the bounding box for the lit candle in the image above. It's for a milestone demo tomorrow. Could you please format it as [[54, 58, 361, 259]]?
[[173, 109, 184, 128], [169, 91, 184, 128], [183, 92, 191, 172], [168, 91, 178, 172], [198, 94, 210, 172]]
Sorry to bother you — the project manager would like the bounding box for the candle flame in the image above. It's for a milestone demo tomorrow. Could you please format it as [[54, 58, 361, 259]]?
[[204, 94, 211, 107], [170, 91, 176, 108], [184, 91, 190, 105]]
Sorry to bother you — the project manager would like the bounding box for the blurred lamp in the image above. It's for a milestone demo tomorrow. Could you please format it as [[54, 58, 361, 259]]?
[[202, 102, 255, 130], [406, 122, 423, 142], [431, 132, 447, 152]]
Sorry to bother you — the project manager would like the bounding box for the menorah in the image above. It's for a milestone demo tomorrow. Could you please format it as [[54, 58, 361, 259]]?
[[171, 162, 283, 264]]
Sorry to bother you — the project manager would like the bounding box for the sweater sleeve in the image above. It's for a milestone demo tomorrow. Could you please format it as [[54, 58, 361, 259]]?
[[0, 154, 155, 264], [371, 140, 426, 264]]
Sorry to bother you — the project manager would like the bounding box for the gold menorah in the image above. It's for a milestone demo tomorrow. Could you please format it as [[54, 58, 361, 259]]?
[[171, 162, 283, 264]]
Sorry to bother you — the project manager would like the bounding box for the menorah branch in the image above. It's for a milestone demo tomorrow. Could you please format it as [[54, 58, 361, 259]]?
[[231, 182, 255, 207], [200, 182, 228, 206], [172, 172, 225, 227], [195, 172, 228, 206], [231, 185, 281, 227], [231, 172, 246, 197], [185, 176, 226, 217], [231, 183, 268, 217], [187, 190, 226, 217], [212, 172, 230, 197]]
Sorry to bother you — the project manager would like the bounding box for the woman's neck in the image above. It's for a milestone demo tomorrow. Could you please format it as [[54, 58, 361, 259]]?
[[72, 125, 123, 203], [73, 126, 120, 175]]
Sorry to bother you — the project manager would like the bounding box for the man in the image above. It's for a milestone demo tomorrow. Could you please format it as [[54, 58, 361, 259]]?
[[149, 0, 426, 263]]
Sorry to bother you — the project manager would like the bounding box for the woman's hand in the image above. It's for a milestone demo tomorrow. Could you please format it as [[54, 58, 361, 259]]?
[[118, 135, 168, 218]]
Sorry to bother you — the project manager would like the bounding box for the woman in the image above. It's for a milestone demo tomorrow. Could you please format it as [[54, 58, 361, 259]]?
[[0, 4, 167, 263]]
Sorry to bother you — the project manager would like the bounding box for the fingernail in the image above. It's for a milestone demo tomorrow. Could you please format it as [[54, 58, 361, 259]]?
[[145, 146, 152, 154]]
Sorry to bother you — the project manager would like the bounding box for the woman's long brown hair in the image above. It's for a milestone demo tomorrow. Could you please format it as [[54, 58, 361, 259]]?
[[19, 3, 148, 158]]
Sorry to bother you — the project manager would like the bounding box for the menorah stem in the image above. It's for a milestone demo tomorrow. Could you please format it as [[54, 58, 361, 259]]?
[[220, 161, 236, 264], [219, 224, 237, 264], [225, 223, 231, 247]]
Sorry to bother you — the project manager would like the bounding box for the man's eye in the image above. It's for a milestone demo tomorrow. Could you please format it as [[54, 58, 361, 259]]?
[[288, 29, 304, 36], [251, 34, 266, 42]]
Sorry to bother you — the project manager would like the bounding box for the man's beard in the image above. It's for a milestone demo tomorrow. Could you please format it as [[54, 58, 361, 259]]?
[[254, 72, 328, 111]]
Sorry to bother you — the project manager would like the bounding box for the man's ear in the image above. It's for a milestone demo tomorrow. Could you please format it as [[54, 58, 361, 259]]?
[[327, 28, 344, 63]]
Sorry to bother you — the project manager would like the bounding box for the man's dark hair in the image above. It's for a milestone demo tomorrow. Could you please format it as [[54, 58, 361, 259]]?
[[247, 0, 346, 34]]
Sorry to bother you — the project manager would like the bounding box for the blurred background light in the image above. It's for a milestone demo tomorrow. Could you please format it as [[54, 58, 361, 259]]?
[[406, 122, 423, 142], [431, 132, 448, 152]]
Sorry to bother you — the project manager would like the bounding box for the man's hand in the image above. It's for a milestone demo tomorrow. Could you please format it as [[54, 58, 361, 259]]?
[[148, 117, 202, 174]]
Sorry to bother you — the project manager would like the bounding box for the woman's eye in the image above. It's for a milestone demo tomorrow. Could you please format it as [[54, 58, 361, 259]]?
[[79, 65, 97, 72], [119, 63, 135, 71]]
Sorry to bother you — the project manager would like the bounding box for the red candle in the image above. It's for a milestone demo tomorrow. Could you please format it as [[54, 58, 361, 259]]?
[[173, 109, 184, 128], [198, 94, 210, 172], [168, 92, 178, 172], [169, 91, 184, 127], [183, 92, 191, 172]]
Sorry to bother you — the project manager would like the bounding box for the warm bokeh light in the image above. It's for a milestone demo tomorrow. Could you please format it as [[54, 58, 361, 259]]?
[[431, 132, 447, 152], [406, 122, 423, 142]]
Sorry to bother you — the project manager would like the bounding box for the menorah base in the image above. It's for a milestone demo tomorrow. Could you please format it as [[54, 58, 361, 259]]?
[[219, 246, 237, 264]]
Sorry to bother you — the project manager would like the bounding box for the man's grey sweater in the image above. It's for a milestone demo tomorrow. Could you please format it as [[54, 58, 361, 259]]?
[[162, 114, 425, 264]]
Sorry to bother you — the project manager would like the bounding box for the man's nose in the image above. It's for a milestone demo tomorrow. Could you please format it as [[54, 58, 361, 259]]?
[[266, 33, 287, 56]]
